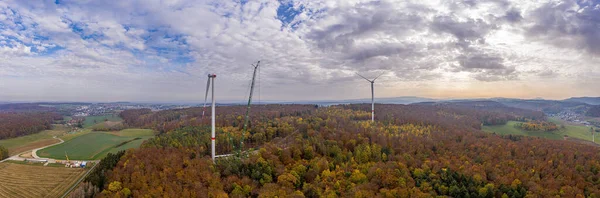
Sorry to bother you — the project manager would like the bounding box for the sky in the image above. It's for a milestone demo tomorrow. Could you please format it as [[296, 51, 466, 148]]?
[[0, 0, 598, 102]]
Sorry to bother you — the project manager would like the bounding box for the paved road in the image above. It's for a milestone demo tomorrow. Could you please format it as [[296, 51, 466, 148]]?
[[0, 136, 64, 163]]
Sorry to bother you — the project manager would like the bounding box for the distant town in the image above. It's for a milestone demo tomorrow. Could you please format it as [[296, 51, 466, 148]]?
[[58, 103, 195, 117]]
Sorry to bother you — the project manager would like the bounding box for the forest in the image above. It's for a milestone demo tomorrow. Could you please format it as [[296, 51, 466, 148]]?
[[0, 112, 62, 140], [0, 103, 56, 112], [587, 105, 600, 117], [87, 104, 600, 197], [513, 121, 559, 132]]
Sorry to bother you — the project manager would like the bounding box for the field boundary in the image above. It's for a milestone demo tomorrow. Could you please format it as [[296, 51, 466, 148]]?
[[61, 161, 99, 198]]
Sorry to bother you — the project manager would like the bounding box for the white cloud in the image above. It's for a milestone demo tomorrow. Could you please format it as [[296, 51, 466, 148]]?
[[0, 0, 597, 102]]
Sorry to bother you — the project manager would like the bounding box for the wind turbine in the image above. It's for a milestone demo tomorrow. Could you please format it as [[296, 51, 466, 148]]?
[[357, 72, 384, 122], [203, 73, 217, 161]]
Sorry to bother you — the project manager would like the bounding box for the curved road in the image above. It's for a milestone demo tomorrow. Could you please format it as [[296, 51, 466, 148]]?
[[0, 136, 65, 163], [32, 136, 64, 159]]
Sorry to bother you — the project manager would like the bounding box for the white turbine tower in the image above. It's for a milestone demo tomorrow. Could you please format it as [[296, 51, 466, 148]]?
[[203, 73, 217, 161], [357, 73, 384, 122]]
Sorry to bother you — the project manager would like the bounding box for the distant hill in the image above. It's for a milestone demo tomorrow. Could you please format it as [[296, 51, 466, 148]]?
[[587, 105, 600, 117], [0, 103, 56, 112], [491, 99, 589, 114], [342, 96, 438, 104], [274, 96, 439, 106], [564, 97, 600, 105]]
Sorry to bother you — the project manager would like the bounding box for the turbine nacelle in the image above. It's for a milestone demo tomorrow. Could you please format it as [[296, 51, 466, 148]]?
[[357, 72, 383, 83]]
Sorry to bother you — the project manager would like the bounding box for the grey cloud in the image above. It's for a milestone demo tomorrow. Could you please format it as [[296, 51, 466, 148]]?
[[527, 0, 600, 54], [429, 13, 517, 81], [431, 15, 498, 49], [537, 69, 558, 78], [300, 1, 440, 81], [455, 52, 518, 81], [345, 42, 423, 63], [457, 53, 505, 70], [305, 1, 427, 53], [503, 9, 522, 23], [446, 0, 510, 11]]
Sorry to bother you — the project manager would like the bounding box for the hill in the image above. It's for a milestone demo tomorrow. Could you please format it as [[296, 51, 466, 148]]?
[[565, 97, 600, 105], [0, 103, 56, 112], [586, 105, 600, 117], [493, 99, 590, 114]]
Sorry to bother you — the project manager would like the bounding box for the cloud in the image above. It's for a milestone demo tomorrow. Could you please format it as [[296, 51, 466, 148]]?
[[503, 8, 523, 23], [526, 0, 600, 54], [536, 69, 558, 78], [455, 51, 518, 81], [431, 14, 498, 48], [0, 0, 597, 101]]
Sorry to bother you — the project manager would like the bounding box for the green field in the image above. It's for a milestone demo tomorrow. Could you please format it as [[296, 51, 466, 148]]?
[[483, 120, 597, 143], [37, 129, 153, 160], [114, 129, 156, 137], [83, 115, 122, 128], [0, 125, 71, 155]]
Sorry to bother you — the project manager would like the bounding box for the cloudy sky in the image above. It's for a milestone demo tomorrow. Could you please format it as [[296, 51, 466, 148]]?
[[0, 0, 598, 102]]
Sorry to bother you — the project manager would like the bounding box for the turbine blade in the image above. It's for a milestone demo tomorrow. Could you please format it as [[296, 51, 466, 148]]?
[[356, 73, 372, 82], [373, 72, 385, 81], [251, 61, 261, 69], [202, 77, 211, 119]]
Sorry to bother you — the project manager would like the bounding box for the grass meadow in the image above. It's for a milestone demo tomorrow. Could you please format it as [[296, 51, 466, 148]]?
[[82, 115, 123, 128], [0, 125, 69, 155], [483, 119, 596, 143], [37, 129, 153, 160]]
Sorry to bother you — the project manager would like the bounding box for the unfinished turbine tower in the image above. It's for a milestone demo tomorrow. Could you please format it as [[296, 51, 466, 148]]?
[[357, 73, 384, 122], [240, 61, 260, 154], [203, 73, 217, 161]]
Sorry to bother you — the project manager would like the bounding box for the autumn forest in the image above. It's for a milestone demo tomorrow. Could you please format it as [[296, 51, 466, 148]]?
[[68, 102, 600, 198]]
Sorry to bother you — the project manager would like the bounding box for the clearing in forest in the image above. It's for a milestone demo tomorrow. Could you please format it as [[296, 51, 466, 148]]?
[[0, 162, 86, 198], [37, 129, 154, 160], [83, 115, 122, 128], [483, 120, 597, 143]]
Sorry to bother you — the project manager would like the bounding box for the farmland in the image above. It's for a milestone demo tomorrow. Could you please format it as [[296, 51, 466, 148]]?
[[483, 119, 597, 143], [37, 129, 154, 160], [82, 115, 122, 128], [0, 162, 86, 198], [0, 125, 67, 155]]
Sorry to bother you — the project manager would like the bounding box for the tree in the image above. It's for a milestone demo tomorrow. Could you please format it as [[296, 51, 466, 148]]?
[[0, 145, 8, 160], [0, 112, 61, 140]]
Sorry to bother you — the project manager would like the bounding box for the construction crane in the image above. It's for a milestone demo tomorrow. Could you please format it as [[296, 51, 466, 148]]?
[[64, 151, 71, 167], [239, 61, 260, 154]]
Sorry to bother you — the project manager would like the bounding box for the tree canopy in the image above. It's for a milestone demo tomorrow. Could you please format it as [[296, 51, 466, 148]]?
[[95, 104, 600, 197]]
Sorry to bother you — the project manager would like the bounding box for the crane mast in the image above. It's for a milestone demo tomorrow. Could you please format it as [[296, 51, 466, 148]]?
[[241, 61, 260, 152]]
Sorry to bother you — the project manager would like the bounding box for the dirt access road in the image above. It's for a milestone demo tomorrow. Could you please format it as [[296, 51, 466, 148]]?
[[0, 136, 64, 163]]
